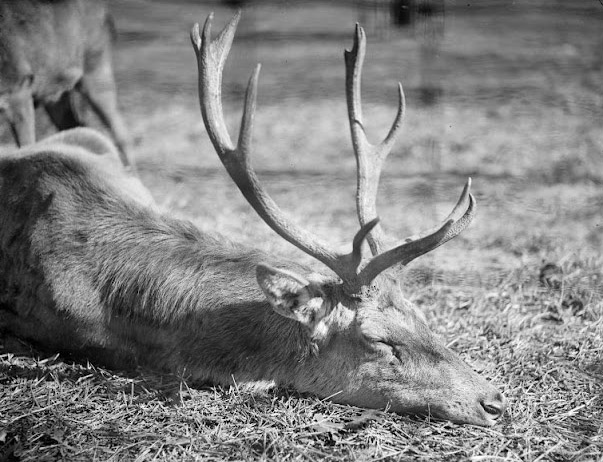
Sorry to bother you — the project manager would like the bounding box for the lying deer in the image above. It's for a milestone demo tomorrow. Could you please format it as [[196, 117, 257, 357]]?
[[0, 12, 505, 426], [0, 0, 132, 168]]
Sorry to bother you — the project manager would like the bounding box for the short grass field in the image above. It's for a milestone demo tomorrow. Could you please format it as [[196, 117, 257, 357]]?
[[1, 0, 602, 460]]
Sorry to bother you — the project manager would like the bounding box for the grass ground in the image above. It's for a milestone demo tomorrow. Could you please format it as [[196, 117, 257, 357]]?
[[1, 0, 602, 460]]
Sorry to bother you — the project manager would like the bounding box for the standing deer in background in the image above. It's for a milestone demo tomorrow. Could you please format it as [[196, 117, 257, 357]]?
[[0, 12, 505, 426], [0, 0, 133, 168]]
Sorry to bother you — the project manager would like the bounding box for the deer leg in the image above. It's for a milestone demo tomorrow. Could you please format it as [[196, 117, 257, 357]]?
[[79, 52, 133, 169], [5, 91, 35, 147]]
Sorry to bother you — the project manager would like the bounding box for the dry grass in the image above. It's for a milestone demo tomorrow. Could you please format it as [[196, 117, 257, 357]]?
[[1, 0, 603, 460], [1, 274, 601, 461]]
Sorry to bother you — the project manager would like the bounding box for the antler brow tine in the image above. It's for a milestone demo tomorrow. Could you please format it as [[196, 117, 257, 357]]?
[[357, 179, 476, 286]]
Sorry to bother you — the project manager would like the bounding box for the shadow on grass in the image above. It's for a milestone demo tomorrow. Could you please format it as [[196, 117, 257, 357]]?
[[0, 335, 204, 405]]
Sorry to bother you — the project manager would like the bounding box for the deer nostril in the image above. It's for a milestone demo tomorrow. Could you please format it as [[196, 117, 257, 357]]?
[[480, 398, 504, 419]]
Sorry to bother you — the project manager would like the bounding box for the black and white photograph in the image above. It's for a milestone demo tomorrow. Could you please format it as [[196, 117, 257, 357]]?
[[0, 0, 601, 460]]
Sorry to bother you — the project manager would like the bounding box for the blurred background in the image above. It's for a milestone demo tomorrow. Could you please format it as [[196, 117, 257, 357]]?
[[4, 0, 603, 295]]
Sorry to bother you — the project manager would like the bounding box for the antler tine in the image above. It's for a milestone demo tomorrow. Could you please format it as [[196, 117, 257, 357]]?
[[351, 218, 380, 268], [358, 179, 476, 285], [400, 178, 474, 245], [192, 13, 374, 289], [191, 12, 239, 152], [344, 24, 406, 256]]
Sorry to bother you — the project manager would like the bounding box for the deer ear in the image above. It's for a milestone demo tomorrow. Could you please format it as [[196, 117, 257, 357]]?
[[256, 263, 328, 328]]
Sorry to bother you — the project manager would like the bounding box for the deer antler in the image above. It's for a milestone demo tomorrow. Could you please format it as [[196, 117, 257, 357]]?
[[344, 24, 476, 285], [191, 13, 377, 293], [344, 24, 406, 256], [191, 13, 475, 293]]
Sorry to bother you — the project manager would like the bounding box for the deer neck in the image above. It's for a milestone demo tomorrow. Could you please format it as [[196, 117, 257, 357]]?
[[87, 214, 318, 387]]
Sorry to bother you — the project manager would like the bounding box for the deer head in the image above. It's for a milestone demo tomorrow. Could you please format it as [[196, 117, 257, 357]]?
[[190, 12, 505, 426]]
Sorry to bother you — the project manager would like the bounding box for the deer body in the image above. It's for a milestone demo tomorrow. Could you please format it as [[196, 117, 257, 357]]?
[[0, 0, 132, 167], [0, 132, 328, 383], [0, 129, 502, 426], [0, 13, 506, 426]]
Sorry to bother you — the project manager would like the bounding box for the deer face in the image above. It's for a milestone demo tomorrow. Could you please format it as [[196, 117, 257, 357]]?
[[257, 265, 505, 426]]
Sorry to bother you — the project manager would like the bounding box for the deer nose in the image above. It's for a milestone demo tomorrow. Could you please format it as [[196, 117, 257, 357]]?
[[480, 392, 505, 420]]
